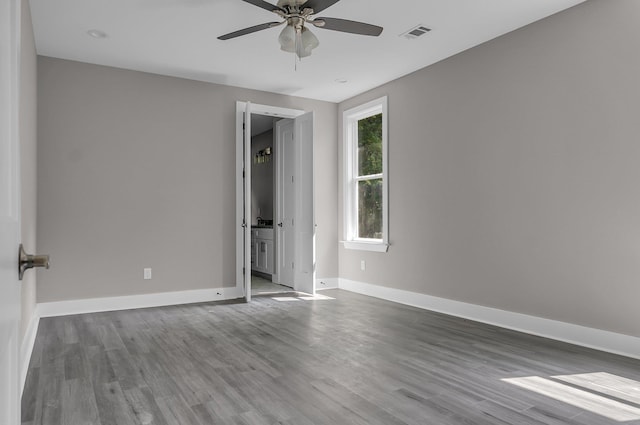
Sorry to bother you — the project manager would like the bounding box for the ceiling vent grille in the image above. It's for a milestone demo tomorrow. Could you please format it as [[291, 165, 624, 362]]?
[[400, 25, 431, 40]]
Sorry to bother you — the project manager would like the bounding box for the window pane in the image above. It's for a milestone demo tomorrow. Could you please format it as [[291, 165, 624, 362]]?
[[358, 178, 383, 239], [358, 113, 382, 176]]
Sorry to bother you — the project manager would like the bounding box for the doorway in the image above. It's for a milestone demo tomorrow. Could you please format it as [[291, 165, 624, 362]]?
[[235, 102, 316, 302], [248, 114, 292, 297]]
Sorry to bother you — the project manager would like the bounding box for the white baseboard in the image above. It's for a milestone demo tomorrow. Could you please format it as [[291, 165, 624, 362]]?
[[316, 277, 339, 290], [20, 314, 40, 395], [37, 286, 245, 318], [338, 278, 640, 360]]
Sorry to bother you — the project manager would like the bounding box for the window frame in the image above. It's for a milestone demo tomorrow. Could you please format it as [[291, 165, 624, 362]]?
[[343, 96, 389, 252]]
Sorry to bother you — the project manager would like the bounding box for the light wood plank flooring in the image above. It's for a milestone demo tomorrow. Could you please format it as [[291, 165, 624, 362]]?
[[21, 289, 640, 425]]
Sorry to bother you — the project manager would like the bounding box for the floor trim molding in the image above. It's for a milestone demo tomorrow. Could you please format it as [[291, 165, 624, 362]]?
[[20, 314, 40, 395], [37, 286, 245, 318], [316, 277, 339, 290], [338, 278, 640, 360]]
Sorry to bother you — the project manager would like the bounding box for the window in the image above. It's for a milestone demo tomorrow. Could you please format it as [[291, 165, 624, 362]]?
[[343, 96, 388, 252]]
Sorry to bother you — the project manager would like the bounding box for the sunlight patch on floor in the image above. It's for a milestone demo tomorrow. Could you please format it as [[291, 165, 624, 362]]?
[[502, 374, 640, 422], [272, 294, 335, 302], [553, 372, 640, 406], [272, 297, 300, 302], [299, 294, 335, 300]]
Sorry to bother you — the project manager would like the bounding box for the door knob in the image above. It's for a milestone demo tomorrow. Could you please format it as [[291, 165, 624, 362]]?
[[277, 222, 283, 227], [18, 244, 50, 280]]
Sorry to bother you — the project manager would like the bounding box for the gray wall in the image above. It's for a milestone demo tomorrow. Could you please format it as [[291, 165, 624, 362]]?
[[338, 0, 640, 337], [20, 0, 37, 341], [251, 129, 274, 224], [37, 57, 338, 302]]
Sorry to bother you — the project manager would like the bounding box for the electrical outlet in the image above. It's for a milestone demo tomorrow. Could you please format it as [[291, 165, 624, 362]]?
[[360, 260, 366, 271], [143, 268, 152, 280]]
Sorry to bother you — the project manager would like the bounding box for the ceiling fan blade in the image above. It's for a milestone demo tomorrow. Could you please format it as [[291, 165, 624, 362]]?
[[301, 0, 340, 14], [313, 17, 383, 36], [240, 0, 285, 13], [218, 22, 282, 40]]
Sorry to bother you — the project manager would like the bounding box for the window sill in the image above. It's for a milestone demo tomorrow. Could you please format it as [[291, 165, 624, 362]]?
[[342, 241, 389, 253]]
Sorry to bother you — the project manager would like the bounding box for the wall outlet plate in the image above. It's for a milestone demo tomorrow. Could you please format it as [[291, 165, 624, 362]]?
[[143, 268, 152, 280]]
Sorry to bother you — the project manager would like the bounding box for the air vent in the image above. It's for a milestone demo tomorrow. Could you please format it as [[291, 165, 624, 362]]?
[[400, 25, 431, 40]]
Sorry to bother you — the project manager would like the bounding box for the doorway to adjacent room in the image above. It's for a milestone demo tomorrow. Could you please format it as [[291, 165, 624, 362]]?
[[235, 102, 316, 302]]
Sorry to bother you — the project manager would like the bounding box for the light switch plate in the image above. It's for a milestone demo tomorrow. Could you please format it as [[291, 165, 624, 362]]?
[[144, 268, 152, 280]]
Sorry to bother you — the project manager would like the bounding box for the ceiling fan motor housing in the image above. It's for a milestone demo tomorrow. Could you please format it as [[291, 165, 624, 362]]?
[[277, 0, 308, 7]]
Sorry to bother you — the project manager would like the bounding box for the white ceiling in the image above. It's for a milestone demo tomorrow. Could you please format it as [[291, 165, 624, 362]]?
[[29, 0, 586, 103]]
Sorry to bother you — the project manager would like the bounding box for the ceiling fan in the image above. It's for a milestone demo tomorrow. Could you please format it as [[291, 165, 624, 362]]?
[[218, 0, 383, 59]]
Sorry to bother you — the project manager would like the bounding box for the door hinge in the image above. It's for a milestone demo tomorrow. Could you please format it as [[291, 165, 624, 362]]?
[[243, 267, 246, 275], [243, 123, 246, 130], [243, 169, 245, 178]]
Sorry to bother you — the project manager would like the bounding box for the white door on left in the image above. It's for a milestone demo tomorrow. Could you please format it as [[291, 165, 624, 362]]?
[[0, 0, 22, 422]]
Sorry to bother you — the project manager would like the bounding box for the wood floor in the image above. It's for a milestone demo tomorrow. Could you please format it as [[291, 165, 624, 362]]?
[[22, 289, 640, 425]]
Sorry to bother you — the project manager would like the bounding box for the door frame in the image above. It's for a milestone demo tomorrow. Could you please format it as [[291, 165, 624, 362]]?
[[235, 102, 305, 300], [1, 0, 22, 421]]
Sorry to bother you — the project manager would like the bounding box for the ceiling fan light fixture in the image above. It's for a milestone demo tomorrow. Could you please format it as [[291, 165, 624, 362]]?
[[278, 25, 297, 52], [297, 45, 313, 58], [280, 25, 319, 58], [295, 27, 319, 58], [300, 26, 319, 52]]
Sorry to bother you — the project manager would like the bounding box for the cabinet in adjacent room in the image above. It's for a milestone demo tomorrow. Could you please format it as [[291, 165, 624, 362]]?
[[251, 228, 274, 275]]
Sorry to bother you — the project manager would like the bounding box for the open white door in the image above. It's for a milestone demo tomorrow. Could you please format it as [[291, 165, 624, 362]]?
[[293, 112, 315, 295], [276, 119, 295, 288], [1, 0, 21, 422], [243, 103, 252, 301]]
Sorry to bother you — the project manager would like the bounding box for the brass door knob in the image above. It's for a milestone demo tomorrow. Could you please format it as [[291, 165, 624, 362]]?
[[18, 244, 50, 280]]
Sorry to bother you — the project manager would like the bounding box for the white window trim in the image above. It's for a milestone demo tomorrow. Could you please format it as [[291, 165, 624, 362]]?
[[342, 96, 389, 253]]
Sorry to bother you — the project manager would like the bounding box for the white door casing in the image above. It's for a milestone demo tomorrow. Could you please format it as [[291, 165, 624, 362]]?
[[0, 0, 22, 422], [235, 102, 244, 296], [235, 102, 304, 301], [243, 102, 252, 301]]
